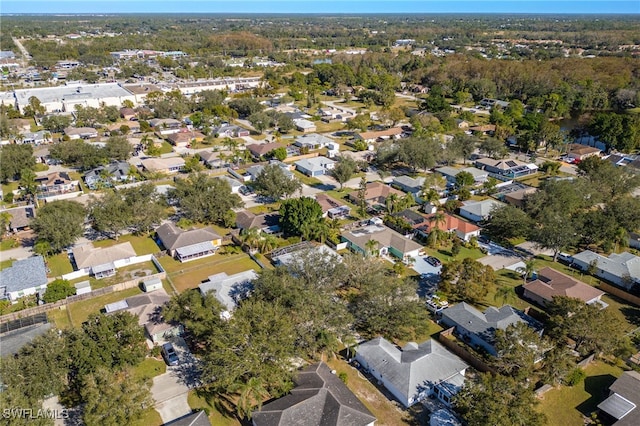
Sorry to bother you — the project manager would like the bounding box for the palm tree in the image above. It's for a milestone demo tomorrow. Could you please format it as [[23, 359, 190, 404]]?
[[516, 258, 536, 284], [257, 233, 278, 254], [365, 239, 379, 257], [494, 285, 516, 305], [240, 227, 261, 252], [385, 193, 399, 214], [0, 211, 11, 240], [422, 188, 441, 206], [231, 377, 270, 420], [19, 168, 39, 208]]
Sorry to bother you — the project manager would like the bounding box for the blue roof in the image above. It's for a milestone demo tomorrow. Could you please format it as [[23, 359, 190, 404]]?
[[0, 256, 48, 294]]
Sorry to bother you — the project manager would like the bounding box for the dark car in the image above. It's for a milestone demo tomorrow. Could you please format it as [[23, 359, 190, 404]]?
[[161, 343, 179, 366], [425, 256, 442, 267]]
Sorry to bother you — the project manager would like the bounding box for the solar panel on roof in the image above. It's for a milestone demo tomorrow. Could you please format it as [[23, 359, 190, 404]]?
[[506, 161, 517, 167]]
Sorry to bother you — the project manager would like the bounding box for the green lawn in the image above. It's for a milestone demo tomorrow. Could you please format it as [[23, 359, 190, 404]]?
[[92, 234, 161, 255], [47, 307, 72, 329], [47, 252, 74, 277], [537, 361, 625, 425], [132, 358, 166, 383], [159, 141, 174, 154], [424, 244, 486, 263], [130, 409, 162, 426], [33, 163, 49, 172], [167, 253, 262, 293], [0, 258, 14, 270], [0, 238, 20, 251], [188, 391, 242, 426], [292, 170, 323, 187]]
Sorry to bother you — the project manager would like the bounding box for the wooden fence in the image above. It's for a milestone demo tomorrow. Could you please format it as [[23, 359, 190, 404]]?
[[0, 271, 166, 324], [597, 282, 640, 307], [438, 327, 497, 374]]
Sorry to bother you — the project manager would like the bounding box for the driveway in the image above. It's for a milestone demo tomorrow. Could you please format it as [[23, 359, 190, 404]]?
[[412, 257, 442, 297], [151, 338, 201, 423]]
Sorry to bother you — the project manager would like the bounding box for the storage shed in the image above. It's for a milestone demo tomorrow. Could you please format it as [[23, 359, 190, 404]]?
[[142, 277, 163, 293]]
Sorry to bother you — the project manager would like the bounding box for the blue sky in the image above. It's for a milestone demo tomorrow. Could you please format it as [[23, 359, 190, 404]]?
[[1, 1, 638, 15]]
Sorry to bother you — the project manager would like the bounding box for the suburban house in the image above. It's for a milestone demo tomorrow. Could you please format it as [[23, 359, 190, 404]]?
[[198, 151, 224, 168], [293, 118, 317, 133], [355, 337, 468, 408], [597, 371, 640, 426], [295, 156, 336, 176], [468, 124, 496, 135], [630, 232, 640, 250], [235, 210, 281, 234], [392, 175, 425, 197], [148, 118, 182, 135], [84, 161, 131, 189], [605, 153, 640, 174], [502, 187, 537, 209], [247, 142, 286, 159], [271, 243, 341, 268], [198, 269, 257, 319], [566, 144, 601, 161], [156, 222, 222, 262], [315, 193, 350, 219], [435, 166, 489, 184], [119, 107, 137, 120], [0, 256, 48, 302], [164, 411, 211, 426], [107, 120, 141, 134], [418, 211, 481, 242], [294, 133, 334, 150], [571, 250, 640, 291], [21, 130, 51, 145], [252, 362, 376, 426], [216, 175, 243, 194], [64, 126, 98, 140], [35, 171, 79, 198], [2, 204, 35, 233], [140, 157, 185, 174], [347, 182, 405, 211], [459, 199, 505, 223], [474, 157, 538, 179], [355, 127, 403, 143], [104, 288, 183, 343], [245, 161, 294, 181], [166, 130, 206, 148], [523, 267, 606, 308], [341, 222, 423, 262], [212, 124, 250, 138], [439, 302, 543, 356], [71, 242, 137, 279]]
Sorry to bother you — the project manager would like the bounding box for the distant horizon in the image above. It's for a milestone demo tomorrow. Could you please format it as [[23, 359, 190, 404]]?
[[1, 1, 639, 15]]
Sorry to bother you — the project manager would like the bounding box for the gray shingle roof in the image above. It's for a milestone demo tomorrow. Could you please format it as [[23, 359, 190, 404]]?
[[598, 371, 640, 425], [355, 337, 468, 406], [253, 362, 376, 426], [0, 256, 48, 294], [164, 411, 211, 426], [460, 199, 504, 218], [3, 204, 36, 230], [440, 302, 542, 347], [198, 270, 257, 312], [573, 250, 640, 283]]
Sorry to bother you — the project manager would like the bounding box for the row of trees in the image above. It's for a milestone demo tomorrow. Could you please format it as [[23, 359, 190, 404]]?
[[485, 156, 640, 258], [0, 312, 151, 426], [164, 251, 430, 419]]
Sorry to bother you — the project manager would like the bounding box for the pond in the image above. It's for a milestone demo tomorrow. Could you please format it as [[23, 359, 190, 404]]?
[[557, 114, 607, 151]]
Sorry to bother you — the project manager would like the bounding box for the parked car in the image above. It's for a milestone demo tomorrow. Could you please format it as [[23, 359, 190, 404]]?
[[161, 343, 179, 366], [425, 256, 442, 267]]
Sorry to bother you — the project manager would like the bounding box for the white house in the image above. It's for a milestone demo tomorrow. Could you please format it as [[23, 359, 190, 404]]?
[[355, 337, 468, 407], [0, 256, 48, 302], [293, 118, 317, 133], [199, 270, 257, 319], [572, 250, 640, 291], [294, 156, 336, 176], [459, 199, 505, 223], [71, 242, 137, 279]]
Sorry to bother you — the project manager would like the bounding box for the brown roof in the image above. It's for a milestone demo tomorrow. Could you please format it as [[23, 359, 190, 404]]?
[[469, 124, 496, 132], [119, 107, 136, 117], [235, 210, 281, 230], [315, 193, 346, 213], [504, 187, 537, 203], [156, 222, 222, 251], [4, 205, 36, 230], [167, 131, 206, 144], [347, 182, 404, 203], [523, 267, 604, 304], [247, 142, 285, 157], [35, 171, 74, 187], [422, 213, 480, 234], [357, 127, 403, 140], [567, 144, 601, 156]]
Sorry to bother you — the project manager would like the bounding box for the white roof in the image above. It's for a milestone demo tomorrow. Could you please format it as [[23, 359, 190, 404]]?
[[14, 83, 133, 104]]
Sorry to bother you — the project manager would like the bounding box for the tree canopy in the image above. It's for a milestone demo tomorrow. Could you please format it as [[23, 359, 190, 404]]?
[[253, 164, 301, 201], [31, 200, 86, 253]]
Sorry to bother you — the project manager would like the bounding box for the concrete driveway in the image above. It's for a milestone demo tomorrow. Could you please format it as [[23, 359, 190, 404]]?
[[151, 338, 201, 423]]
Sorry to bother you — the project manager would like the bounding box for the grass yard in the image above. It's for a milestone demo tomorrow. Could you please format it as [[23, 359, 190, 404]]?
[[188, 391, 242, 426], [0, 258, 14, 270], [537, 361, 625, 425], [163, 253, 261, 293], [292, 170, 323, 187], [325, 358, 412, 425], [131, 409, 163, 426], [65, 287, 144, 328], [314, 121, 346, 133], [47, 252, 74, 277], [47, 306, 72, 329], [0, 238, 20, 251], [132, 357, 166, 383], [159, 141, 175, 154], [425, 244, 486, 263], [92, 234, 161, 255]]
